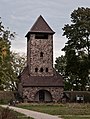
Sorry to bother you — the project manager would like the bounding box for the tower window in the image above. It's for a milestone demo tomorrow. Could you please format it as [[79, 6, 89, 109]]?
[[40, 52, 44, 57], [40, 68, 43, 72], [46, 68, 48, 72], [35, 68, 38, 72], [35, 33, 48, 39]]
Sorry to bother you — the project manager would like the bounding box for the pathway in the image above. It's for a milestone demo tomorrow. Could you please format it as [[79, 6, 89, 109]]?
[[1, 105, 62, 119]]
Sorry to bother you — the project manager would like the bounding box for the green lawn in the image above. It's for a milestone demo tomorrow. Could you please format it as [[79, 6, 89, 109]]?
[[16, 111, 34, 119], [61, 115, 90, 119], [17, 103, 90, 119]]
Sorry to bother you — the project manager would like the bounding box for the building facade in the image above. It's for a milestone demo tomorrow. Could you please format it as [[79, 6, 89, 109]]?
[[18, 15, 64, 102]]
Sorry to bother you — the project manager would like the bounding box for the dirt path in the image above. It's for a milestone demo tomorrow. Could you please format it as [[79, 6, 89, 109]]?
[[1, 105, 62, 119]]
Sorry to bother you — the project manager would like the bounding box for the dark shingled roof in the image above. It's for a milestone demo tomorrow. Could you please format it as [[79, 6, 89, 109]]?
[[19, 66, 64, 87], [26, 15, 55, 37]]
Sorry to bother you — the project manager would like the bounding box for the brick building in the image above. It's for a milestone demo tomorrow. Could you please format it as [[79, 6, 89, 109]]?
[[18, 15, 64, 102]]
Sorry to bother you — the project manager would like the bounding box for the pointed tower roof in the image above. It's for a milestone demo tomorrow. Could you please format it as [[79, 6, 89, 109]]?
[[26, 15, 55, 37]]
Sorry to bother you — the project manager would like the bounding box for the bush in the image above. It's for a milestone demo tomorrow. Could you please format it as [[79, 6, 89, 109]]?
[[0, 107, 18, 119], [0, 91, 15, 104], [64, 91, 90, 103]]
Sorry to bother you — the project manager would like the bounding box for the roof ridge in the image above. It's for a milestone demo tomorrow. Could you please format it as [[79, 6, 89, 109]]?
[[26, 15, 55, 37]]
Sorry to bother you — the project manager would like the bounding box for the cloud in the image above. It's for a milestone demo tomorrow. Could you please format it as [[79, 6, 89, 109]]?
[[53, 34, 66, 62], [1, 0, 90, 62], [10, 36, 27, 54], [11, 15, 27, 21]]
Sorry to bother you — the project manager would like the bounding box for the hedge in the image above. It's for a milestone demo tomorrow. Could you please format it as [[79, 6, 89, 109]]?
[[0, 91, 15, 104], [64, 91, 90, 103]]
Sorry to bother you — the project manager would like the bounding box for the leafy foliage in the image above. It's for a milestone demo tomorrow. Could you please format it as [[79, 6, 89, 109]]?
[[55, 7, 90, 91], [0, 18, 13, 90], [0, 18, 26, 91], [55, 55, 66, 77]]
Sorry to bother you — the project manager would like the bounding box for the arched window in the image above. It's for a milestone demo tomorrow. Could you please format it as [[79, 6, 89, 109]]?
[[40, 52, 44, 57], [40, 68, 43, 72], [35, 68, 38, 72], [46, 68, 48, 72]]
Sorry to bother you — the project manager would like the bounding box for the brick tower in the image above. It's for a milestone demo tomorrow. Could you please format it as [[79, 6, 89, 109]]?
[[18, 15, 64, 102]]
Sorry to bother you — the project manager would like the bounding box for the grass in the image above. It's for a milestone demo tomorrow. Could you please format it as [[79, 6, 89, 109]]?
[[61, 115, 90, 119], [16, 111, 34, 119], [17, 103, 90, 119]]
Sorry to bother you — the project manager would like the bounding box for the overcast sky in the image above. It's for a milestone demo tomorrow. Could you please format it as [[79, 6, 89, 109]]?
[[0, 0, 90, 61]]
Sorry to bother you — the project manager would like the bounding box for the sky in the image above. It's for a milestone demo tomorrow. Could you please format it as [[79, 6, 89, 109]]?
[[0, 0, 90, 61]]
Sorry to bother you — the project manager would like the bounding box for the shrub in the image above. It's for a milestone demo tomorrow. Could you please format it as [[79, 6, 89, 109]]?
[[64, 91, 90, 103], [0, 107, 18, 119], [0, 91, 15, 104]]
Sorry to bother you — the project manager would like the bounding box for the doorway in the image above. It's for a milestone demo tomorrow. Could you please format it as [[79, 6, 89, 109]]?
[[39, 90, 45, 102], [34, 90, 52, 102]]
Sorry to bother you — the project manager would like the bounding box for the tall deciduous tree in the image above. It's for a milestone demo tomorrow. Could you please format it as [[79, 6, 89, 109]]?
[[0, 18, 24, 91], [0, 51, 27, 91], [55, 7, 90, 91], [62, 7, 90, 91], [8, 52, 27, 91], [0, 18, 12, 90], [0, 18, 26, 91], [55, 55, 66, 77]]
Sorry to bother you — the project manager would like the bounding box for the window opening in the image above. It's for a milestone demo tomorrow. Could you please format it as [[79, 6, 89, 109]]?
[[46, 68, 48, 72], [40, 52, 44, 57], [40, 68, 43, 72], [35, 33, 48, 39], [35, 68, 38, 72]]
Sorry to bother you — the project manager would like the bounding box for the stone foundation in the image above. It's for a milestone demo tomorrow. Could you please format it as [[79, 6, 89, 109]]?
[[23, 87, 63, 102]]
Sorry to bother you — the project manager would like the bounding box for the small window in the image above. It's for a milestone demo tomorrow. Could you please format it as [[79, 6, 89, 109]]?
[[46, 68, 48, 72], [40, 52, 44, 57], [35, 33, 48, 39], [35, 68, 38, 72], [40, 68, 43, 72]]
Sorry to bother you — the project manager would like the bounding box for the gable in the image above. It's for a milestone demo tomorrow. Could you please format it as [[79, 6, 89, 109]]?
[[26, 15, 55, 37]]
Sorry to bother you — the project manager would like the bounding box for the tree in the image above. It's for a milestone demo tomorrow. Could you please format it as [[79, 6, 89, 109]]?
[[55, 55, 71, 90], [55, 7, 90, 91], [62, 7, 90, 91], [10, 52, 27, 90], [0, 18, 12, 90], [0, 18, 19, 91], [11, 52, 27, 76], [0, 18, 26, 91], [55, 55, 79, 91], [55, 55, 66, 77]]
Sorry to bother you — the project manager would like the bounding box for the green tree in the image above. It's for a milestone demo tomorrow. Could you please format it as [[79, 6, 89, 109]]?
[[55, 55, 79, 91], [4, 52, 27, 91], [55, 55, 66, 77], [0, 18, 18, 91], [62, 7, 90, 91], [0, 18, 11, 90], [55, 55, 70, 91], [0, 18, 26, 91]]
